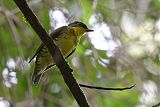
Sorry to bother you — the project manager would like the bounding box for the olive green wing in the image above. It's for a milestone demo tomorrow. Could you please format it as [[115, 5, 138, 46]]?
[[29, 26, 67, 63], [32, 46, 49, 85], [44, 48, 76, 71], [50, 26, 67, 39], [29, 44, 43, 63]]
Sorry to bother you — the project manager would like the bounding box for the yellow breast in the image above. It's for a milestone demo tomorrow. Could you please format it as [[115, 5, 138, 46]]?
[[54, 34, 79, 57]]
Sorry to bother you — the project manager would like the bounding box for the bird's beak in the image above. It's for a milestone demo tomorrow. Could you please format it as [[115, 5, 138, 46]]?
[[86, 29, 94, 32]]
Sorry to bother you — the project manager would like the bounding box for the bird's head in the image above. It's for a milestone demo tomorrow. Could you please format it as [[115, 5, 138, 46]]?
[[68, 21, 93, 36]]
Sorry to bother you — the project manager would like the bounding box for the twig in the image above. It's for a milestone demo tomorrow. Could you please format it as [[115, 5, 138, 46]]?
[[79, 84, 136, 91], [11, 0, 42, 15], [5, 12, 23, 57], [13, 0, 90, 107]]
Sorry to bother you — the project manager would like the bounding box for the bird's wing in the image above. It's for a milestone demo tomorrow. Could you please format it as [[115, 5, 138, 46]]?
[[29, 44, 43, 63], [50, 26, 68, 39], [44, 48, 76, 71], [29, 26, 68, 63]]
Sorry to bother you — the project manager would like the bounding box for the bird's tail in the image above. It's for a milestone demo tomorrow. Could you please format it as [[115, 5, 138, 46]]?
[[32, 73, 43, 85], [32, 62, 44, 85]]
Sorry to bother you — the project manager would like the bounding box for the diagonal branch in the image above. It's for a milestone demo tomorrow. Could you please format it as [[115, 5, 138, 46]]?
[[79, 84, 136, 91], [13, 0, 90, 107]]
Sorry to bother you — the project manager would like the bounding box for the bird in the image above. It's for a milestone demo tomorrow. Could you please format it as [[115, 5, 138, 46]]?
[[29, 21, 94, 85]]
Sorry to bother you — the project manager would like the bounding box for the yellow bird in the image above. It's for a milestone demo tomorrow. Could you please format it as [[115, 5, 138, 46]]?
[[29, 21, 93, 85]]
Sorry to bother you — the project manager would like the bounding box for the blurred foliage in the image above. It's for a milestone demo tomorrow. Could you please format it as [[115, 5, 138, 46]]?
[[0, 0, 160, 107]]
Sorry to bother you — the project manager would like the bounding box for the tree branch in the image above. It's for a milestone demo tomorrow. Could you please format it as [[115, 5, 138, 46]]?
[[79, 84, 136, 91], [13, 0, 90, 107]]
